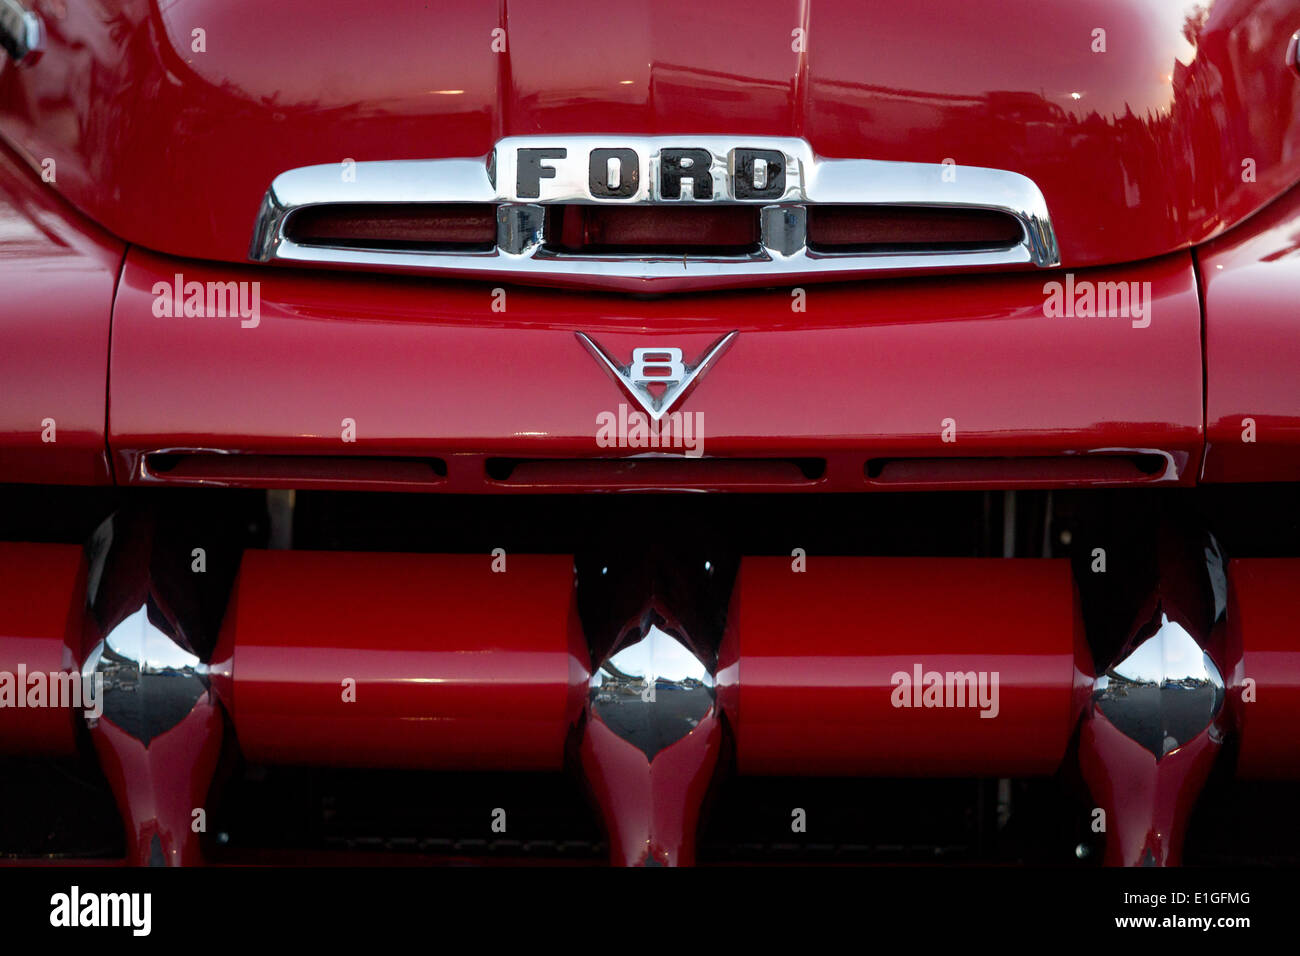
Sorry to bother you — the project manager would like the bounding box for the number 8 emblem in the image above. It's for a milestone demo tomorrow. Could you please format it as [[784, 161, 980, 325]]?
[[576, 332, 738, 421], [629, 348, 685, 384]]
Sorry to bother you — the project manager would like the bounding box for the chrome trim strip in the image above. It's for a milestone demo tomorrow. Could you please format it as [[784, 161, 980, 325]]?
[[0, 0, 42, 62], [250, 135, 1060, 288]]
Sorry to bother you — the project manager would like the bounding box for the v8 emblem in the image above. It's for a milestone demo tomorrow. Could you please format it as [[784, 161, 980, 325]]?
[[576, 332, 737, 421]]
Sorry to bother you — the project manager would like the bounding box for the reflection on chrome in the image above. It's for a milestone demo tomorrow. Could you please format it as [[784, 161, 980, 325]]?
[[0, 0, 43, 63], [1093, 611, 1225, 760], [80, 601, 208, 746], [590, 620, 715, 760]]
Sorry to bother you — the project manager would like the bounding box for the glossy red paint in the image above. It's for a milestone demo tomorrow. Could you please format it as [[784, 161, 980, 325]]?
[[578, 710, 722, 867], [1077, 710, 1219, 867], [720, 557, 1091, 776], [1227, 559, 1300, 777], [209, 550, 587, 770], [1, 2, 1297, 276], [109, 248, 1204, 492], [89, 695, 223, 866], [0, 542, 86, 755], [0, 142, 119, 485], [1200, 183, 1300, 483]]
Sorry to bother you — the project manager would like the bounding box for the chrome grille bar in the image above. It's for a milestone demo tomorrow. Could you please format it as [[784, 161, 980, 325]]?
[[250, 135, 1060, 291]]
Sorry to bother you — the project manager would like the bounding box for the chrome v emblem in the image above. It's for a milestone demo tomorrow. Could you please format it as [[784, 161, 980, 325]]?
[[576, 331, 737, 421]]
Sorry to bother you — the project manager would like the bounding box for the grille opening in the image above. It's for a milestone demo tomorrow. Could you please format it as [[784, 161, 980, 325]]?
[[209, 766, 604, 864], [144, 453, 447, 486], [280, 203, 1024, 258], [486, 457, 826, 486], [285, 203, 497, 252], [808, 206, 1024, 253], [865, 454, 1168, 485], [543, 205, 761, 256]]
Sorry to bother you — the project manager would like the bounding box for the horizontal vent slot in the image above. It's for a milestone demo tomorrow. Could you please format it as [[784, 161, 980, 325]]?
[[808, 206, 1023, 253], [286, 204, 497, 251], [865, 455, 1167, 485], [144, 453, 447, 485], [487, 457, 825, 486], [544, 205, 760, 255], [282, 203, 1025, 258]]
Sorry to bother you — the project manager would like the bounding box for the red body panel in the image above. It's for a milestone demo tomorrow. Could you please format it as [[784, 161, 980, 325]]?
[[1200, 184, 1300, 483], [108, 248, 1205, 492], [579, 708, 721, 867], [721, 557, 1090, 776], [1077, 711, 1220, 867], [89, 698, 224, 866], [0, 542, 86, 755], [209, 550, 587, 770], [0, 144, 119, 485], [0, 1, 1297, 273], [1227, 559, 1300, 777]]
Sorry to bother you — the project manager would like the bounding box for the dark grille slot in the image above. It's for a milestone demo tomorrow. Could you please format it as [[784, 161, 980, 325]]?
[[487, 457, 825, 487], [865, 454, 1168, 486], [544, 205, 760, 255], [808, 206, 1024, 253], [286, 203, 497, 251], [144, 453, 447, 487]]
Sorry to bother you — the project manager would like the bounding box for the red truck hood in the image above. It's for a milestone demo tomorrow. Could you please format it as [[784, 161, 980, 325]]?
[[1, 0, 1298, 273]]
